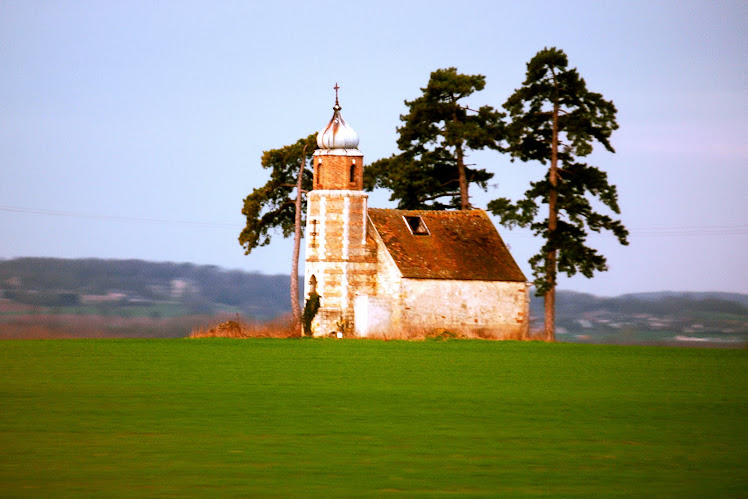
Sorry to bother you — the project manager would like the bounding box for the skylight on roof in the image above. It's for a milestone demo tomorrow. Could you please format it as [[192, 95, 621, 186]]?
[[404, 215, 430, 236]]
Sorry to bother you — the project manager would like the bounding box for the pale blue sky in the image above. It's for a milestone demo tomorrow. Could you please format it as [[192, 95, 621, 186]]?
[[1, 0, 746, 295]]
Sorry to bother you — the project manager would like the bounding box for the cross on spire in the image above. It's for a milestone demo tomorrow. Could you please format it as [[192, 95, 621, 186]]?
[[334, 82, 340, 106]]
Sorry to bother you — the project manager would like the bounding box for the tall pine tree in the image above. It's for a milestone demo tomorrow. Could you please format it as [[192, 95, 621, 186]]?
[[366, 68, 504, 210], [489, 48, 628, 340], [239, 134, 316, 328]]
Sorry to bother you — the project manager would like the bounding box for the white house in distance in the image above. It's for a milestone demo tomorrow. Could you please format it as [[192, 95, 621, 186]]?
[[303, 90, 530, 339]]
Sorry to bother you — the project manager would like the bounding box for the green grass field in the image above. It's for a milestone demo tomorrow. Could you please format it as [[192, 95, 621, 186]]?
[[1, 339, 745, 496]]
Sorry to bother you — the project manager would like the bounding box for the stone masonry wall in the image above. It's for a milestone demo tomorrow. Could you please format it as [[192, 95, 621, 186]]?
[[304, 190, 377, 336], [399, 279, 530, 339], [357, 227, 529, 338]]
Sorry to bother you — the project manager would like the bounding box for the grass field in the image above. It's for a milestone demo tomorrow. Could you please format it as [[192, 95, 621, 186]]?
[[1, 339, 746, 496]]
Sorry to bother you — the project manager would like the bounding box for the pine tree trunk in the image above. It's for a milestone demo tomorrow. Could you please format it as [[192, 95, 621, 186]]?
[[546, 162, 558, 341], [544, 283, 555, 341], [289, 146, 306, 333], [545, 188, 557, 341], [545, 84, 560, 342], [456, 144, 469, 210], [451, 102, 470, 211]]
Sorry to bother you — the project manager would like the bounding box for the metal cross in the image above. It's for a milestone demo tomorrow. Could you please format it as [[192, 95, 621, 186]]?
[[334, 83, 340, 105]]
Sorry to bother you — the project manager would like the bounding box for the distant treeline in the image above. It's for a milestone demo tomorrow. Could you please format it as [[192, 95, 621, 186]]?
[[0, 257, 294, 320]]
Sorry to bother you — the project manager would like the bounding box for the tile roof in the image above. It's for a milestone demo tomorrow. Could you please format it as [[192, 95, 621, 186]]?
[[368, 209, 526, 282]]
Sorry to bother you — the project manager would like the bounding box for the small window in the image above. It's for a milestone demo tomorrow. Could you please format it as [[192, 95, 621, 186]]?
[[349, 164, 356, 183], [317, 162, 322, 187], [404, 215, 430, 235]]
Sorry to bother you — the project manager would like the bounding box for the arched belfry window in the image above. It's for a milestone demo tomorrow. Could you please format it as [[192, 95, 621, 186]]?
[[349, 164, 356, 183], [317, 160, 323, 187]]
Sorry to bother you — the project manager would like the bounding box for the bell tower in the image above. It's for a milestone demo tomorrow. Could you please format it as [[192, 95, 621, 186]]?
[[304, 85, 374, 336]]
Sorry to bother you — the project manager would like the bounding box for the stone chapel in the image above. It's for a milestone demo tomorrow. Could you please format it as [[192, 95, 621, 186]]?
[[303, 90, 530, 339]]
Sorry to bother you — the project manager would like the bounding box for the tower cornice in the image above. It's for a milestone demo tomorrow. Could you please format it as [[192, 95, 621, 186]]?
[[313, 149, 363, 157]]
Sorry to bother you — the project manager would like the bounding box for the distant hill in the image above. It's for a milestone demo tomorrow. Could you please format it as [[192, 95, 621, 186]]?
[[530, 290, 748, 317], [530, 290, 747, 346], [617, 291, 748, 308], [0, 257, 294, 320], [1, 257, 745, 345]]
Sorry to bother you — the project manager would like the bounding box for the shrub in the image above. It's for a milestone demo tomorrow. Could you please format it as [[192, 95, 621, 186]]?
[[301, 291, 320, 337]]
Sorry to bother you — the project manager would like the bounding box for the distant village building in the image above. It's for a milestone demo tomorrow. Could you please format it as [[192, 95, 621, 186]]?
[[304, 90, 530, 339]]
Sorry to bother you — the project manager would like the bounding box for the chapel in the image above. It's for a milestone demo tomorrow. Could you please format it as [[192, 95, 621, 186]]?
[[303, 89, 530, 338]]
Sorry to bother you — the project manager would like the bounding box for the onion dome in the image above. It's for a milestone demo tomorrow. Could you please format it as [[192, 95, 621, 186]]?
[[317, 86, 360, 150]]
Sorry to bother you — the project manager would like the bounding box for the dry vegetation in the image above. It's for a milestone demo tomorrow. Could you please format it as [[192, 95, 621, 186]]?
[[190, 315, 300, 339], [0, 314, 205, 339], [192, 316, 539, 341]]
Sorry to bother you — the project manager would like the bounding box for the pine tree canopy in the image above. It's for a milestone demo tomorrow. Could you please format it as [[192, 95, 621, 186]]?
[[488, 47, 628, 296], [503, 48, 618, 163], [364, 68, 504, 210], [239, 134, 316, 253]]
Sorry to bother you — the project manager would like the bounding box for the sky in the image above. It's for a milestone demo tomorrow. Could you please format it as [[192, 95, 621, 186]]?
[[1, 0, 746, 296]]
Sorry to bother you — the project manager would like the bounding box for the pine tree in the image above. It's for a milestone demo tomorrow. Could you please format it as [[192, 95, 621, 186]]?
[[365, 68, 504, 210], [488, 48, 629, 340], [239, 134, 316, 328]]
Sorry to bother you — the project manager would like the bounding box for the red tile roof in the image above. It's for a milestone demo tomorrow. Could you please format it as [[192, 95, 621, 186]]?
[[368, 209, 526, 282]]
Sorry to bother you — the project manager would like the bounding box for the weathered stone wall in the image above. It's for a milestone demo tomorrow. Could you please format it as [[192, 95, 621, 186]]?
[[370, 221, 403, 328], [399, 279, 529, 339], [304, 190, 377, 336], [356, 224, 529, 339]]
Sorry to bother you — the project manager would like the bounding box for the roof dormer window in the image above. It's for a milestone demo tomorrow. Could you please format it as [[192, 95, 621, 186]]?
[[404, 216, 430, 236]]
